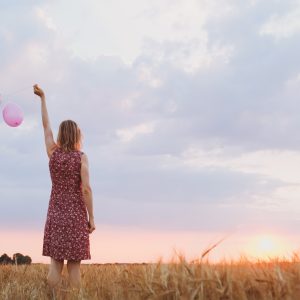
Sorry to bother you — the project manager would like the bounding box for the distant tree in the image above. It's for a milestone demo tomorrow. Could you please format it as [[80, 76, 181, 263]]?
[[13, 253, 32, 265], [0, 253, 13, 264], [23, 255, 32, 264], [0, 253, 32, 265]]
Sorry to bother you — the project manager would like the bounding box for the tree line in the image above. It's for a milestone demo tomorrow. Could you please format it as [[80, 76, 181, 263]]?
[[0, 253, 32, 265]]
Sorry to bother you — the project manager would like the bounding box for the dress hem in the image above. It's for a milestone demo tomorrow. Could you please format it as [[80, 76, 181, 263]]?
[[42, 253, 91, 261]]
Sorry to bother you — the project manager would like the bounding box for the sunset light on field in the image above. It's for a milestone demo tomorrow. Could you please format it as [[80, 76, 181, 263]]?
[[0, 227, 298, 264]]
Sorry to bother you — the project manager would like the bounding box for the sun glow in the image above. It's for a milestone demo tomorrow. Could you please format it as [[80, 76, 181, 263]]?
[[246, 234, 289, 259]]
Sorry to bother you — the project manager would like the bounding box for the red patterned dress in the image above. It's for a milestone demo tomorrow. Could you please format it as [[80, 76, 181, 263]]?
[[42, 147, 91, 261]]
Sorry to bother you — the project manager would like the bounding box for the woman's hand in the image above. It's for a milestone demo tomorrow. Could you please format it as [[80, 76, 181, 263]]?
[[88, 217, 96, 234], [33, 84, 45, 99]]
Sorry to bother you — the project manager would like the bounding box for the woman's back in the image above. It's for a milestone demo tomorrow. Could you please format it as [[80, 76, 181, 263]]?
[[49, 147, 83, 192], [43, 146, 91, 261]]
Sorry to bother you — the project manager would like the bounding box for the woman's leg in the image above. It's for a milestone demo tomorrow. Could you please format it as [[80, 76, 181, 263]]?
[[47, 257, 64, 288], [67, 260, 82, 289]]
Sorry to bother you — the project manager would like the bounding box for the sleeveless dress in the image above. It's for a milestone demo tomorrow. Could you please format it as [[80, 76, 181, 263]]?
[[42, 147, 91, 261]]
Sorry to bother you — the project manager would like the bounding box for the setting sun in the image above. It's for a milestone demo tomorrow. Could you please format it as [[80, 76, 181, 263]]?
[[258, 236, 276, 252], [245, 234, 289, 259]]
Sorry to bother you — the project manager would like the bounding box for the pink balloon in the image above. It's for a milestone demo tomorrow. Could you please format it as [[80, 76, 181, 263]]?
[[2, 102, 24, 127]]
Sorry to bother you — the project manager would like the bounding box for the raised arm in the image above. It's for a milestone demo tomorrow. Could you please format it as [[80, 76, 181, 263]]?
[[33, 84, 57, 158]]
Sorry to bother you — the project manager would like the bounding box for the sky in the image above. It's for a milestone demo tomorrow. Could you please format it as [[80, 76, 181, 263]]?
[[1, 0, 300, 264]]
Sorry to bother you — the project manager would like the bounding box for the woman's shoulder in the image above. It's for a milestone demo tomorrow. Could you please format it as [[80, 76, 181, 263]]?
[[48, 144, 60, 159], [77, 149, 86, 160], [80, 151, 89, 164]]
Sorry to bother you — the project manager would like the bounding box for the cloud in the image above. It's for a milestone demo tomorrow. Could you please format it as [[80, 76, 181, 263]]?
[[37, 0, 236, 72], [259, 4, 300, 39], [180, 147, 300, 184], [1, 0, 300, 235], [116, 121, 157, 142]]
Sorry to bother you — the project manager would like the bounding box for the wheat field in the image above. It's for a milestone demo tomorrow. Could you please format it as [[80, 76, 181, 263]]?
[[1, 252, 300, 300]]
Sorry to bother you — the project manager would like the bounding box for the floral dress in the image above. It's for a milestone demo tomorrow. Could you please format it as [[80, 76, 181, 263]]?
[[42, 147, 91, 261]]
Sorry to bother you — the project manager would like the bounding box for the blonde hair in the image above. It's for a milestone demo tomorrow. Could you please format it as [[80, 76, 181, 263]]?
[[57, 120, 82, 152]]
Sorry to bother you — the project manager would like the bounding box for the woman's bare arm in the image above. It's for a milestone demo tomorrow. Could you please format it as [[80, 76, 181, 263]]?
[[81, 153, 95, 225], [33, 84, 57, 158]]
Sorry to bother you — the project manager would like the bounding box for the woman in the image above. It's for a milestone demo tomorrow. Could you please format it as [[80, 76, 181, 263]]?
[[33, 84, 96, 294]]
